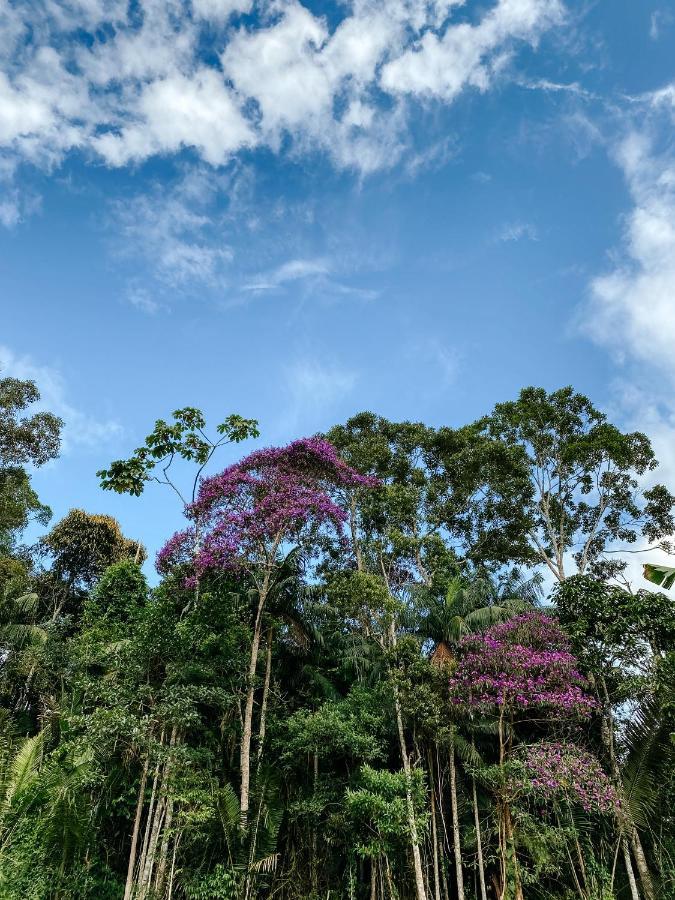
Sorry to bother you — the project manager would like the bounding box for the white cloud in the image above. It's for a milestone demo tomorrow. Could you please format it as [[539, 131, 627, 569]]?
[[242, 257, 331, 292], [110, 165, 234, 291], [279, 357, 358, 437], [649, 9, 673, 42], [93, 69, 256, 167], [381, 0, 563, 100], [583, 129, 675, 381], [0, 345, 122, 452], [0, 0, 566, 191], [496, 220, 538, 242], [578, 98, 675, 590]]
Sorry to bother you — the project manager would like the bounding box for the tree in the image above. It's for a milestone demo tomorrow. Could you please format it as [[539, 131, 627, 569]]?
[[449, 612, 599, 899], [41, 509, 145, 592], [158, 437, 375, 832], [478, 386, 675, 580], [97, 408, 259, 507], [0, 376, 62, 470], [0, 372, 62, 566]]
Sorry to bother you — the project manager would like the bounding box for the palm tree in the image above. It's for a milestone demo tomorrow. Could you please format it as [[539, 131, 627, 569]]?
[[422, 572, 540, 669]]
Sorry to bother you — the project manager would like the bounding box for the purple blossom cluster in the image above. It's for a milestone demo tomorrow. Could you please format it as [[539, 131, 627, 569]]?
[[513, 742, 618, 815], [157, 438, 377, 577], [448, 612, 597, 717]]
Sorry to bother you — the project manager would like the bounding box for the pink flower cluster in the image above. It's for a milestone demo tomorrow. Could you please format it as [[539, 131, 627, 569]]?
[[157, 438, 377, 577], [448, 612, 597, 717], [514, 742, 618, 815]]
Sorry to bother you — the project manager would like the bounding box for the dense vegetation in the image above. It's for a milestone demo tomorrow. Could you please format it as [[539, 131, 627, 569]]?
[[1, 373, 674, 900]]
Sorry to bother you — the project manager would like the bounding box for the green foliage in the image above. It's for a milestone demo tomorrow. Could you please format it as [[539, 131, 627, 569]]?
[[0, 384, 673, 899], [42, 509, 144, 589], [97, 408, 259, 501], [0, 375, 62, 469], [346, 765, 428, 859], [479, 385, 675, 579]]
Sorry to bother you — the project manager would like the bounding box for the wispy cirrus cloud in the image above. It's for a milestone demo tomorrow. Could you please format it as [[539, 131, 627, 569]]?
[[279, 357, 358, 438], [496, 220, 539, 242]]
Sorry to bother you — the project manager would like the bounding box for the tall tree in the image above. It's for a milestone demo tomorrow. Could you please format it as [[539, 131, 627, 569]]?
[[477, 386, 675, 581], [157, 438, 374, 832]]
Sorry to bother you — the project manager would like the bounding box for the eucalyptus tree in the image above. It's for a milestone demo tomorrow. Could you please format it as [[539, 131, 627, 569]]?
[[325, 413, 539, 900], [476, 386, 675, 581]]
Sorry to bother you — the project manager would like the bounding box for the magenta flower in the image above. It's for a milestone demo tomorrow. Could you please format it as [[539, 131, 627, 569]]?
[[448, 612, 597, 717], [157, 437, 377, 578], [512, 742, 618, 815]]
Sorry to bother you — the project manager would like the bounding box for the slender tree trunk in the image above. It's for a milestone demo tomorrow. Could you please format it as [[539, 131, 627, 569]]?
[[623, 838, 641, 900], [240, 581, 269, 828], [154, 794, 175, 893], [311, 750, 319, 896], [137, 730, 164, 891], [139, 796, 166, 898], [630, 828, 655, 900], [502, 805, 524, 900], [140, 727, 176, 898], [256, 626, 273, 765], [448, 733, 465, 900], [384, 854, 397, 900], [389, 616, 427, 900], [428, 752, 441, 900], [472, 775, 488, 900], [393, 685, 427, 900], [124, 753, 149, 900], [599, 677, 652, 900], [167, 831, 181, 900]]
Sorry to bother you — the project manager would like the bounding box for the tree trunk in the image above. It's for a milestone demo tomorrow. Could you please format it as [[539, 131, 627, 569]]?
[[429, 752, 441, 900], [240, 582, 269, 829], [393, 682, 427, 900], [388, 614, 427, 900], [448, 734, 465, 900], [599, 677, 652, 900], [139, 727, 176, 898], [256, 626, 273, 765], [630, 828, 654, 900], [502, 804, 523, 900], [623, 838, 641, 900], [472, 775, 488, 900], [154, 794, 174, 894], [137, 730, 164, 892], [124, 753, 149, 900]]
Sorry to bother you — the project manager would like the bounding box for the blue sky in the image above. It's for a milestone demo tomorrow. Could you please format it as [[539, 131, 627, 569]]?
[[1, 0, 675, 578]]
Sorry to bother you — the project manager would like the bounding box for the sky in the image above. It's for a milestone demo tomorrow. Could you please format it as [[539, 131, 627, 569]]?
[[1, 0, 675, 581]]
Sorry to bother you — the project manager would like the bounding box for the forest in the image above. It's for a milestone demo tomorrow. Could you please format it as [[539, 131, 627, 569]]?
[[1, 373, 674, 900]]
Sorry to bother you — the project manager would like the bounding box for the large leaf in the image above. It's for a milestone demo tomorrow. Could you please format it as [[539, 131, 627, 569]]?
[[643, 563, 675, 590]]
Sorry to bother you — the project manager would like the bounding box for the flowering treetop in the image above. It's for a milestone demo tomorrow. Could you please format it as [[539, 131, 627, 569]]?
[[449, 612, 596, 716], [157, 437, 377, 578], [510, 742, 618, 815]]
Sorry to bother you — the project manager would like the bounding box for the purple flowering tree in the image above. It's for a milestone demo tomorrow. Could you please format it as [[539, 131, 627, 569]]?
[[511, 742, 618, 816], [449, 612, 597, 728], [158, 437, 375, 828], [449, 612, 599, 899]]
